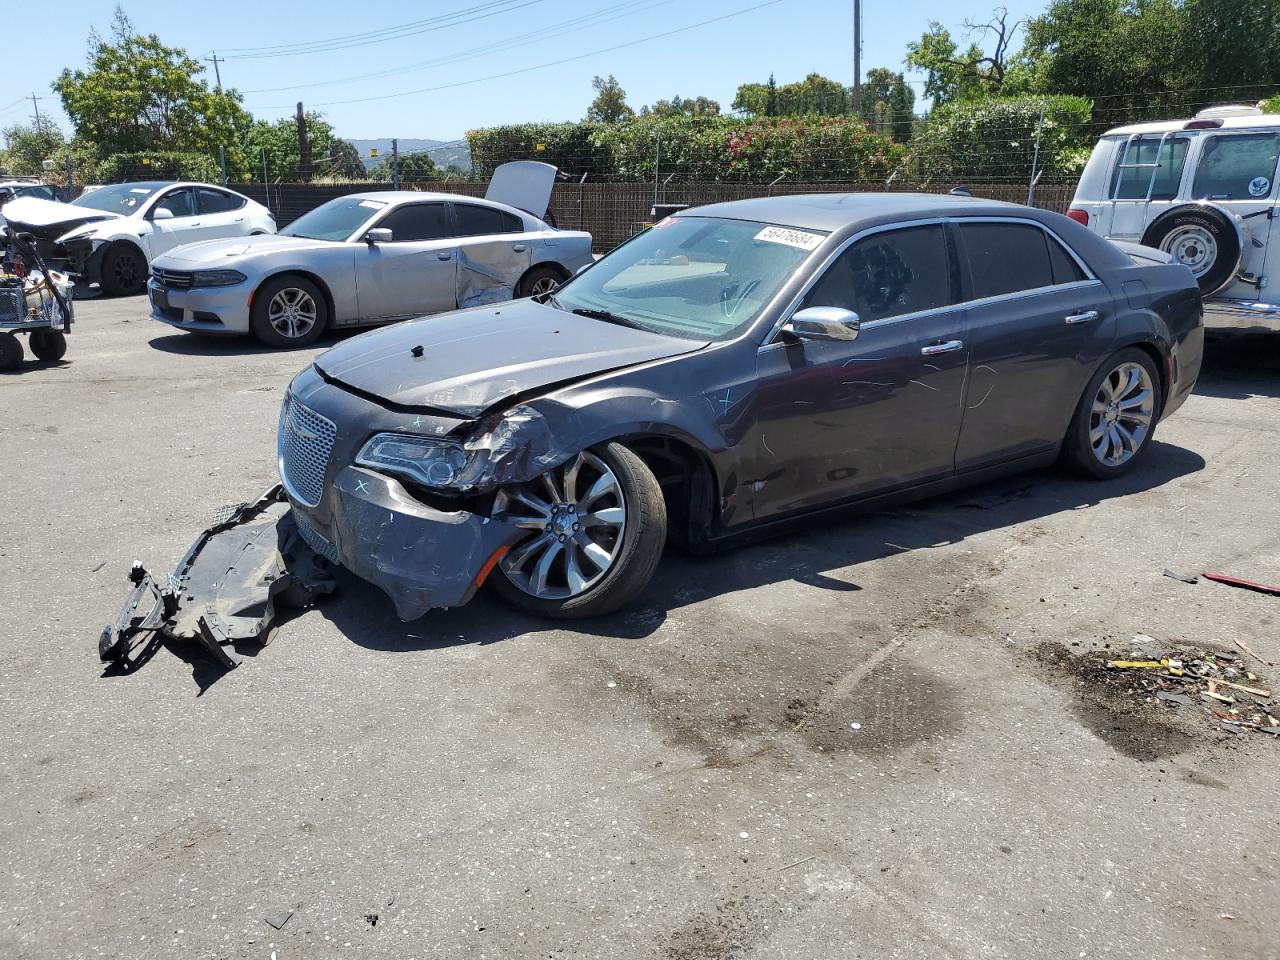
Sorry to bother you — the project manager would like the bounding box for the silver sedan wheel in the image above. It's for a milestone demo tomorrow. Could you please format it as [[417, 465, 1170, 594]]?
[[1160, 224, 1217, 278], [529, 275, 559, 296], [493, 451, 627, 600], [1090, 361, 1155, 467], [268, 287, 318, 339]]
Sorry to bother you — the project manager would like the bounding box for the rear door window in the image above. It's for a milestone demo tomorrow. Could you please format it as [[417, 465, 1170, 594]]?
[[375, 202, 453, 241], [454, 203, 521, 236], [1111, 136, 1189, 200], [1192, 133, 1280, 200], [960, 222, 1064, 299], [802, 224, 952, 323], [198, 188, 246, 214]]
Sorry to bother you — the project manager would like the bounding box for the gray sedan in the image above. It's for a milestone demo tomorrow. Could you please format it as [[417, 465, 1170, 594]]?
[[275, 192, 1204, 622], [147, 162, 593, 347]]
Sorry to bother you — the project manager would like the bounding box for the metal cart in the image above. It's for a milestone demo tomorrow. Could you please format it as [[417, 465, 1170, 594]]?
[[0, 232, 74, 371]]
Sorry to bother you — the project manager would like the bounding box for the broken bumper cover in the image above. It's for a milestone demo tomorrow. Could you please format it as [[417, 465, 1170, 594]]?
[[290, 466, 520, 621]]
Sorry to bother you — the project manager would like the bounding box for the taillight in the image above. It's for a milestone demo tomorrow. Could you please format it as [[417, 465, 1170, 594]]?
[[1066, 209, 1089, 226]]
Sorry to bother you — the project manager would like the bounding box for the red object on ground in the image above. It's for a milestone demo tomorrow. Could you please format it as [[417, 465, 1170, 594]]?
[[1202, 571, 1280, 596]]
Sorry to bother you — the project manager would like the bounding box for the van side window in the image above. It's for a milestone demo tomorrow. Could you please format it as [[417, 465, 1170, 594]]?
[[1111, 136, 1189, 200], [1192, 133, 1280, 200], [802, 224, 951, 323]]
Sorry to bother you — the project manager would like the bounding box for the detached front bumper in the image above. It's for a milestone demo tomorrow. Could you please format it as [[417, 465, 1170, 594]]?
[[291, 466, 520, 621], [148, 278, 253, 334], [281, 364, 523, 621]]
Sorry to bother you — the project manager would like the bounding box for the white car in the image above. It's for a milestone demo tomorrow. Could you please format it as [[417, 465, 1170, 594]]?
[[1, 181, 275, 296], [146, 161, 594, 348], [1068, 105, 1280, 327]]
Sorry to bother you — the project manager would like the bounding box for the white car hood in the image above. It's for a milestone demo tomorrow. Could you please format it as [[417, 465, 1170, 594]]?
[[153, 234, 333, 267], [2, 196, 123, 232]]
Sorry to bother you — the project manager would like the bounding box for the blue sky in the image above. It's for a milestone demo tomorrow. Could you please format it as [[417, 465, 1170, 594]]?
[[1, 0, 1048, 143]]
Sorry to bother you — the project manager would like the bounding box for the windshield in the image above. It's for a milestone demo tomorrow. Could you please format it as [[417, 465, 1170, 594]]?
[[281, 197, 386, 241], [553, 216, 825, 341], [71, 182, 159, 215]]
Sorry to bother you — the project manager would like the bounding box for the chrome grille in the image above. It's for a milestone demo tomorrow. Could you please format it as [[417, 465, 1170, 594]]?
[[294, 511, 339, 564], [151, 268, 194, 289], [280, 396, 336, 508]]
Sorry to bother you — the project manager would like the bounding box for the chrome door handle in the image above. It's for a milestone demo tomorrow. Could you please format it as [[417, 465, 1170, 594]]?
[[921, 339, 964, 356], [513, 243, 527, 252], [1065, 310, 1099, 324], [437, 252, 452, 261]]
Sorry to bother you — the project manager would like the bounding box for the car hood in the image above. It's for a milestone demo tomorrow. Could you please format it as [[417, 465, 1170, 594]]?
[[1, 196, 123, 236], [314, 298, 708, 418], [155, 234, 331, 266]]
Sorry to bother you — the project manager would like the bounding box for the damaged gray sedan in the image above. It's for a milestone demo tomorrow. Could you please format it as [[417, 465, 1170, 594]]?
[[279, 192, 1203, 622]]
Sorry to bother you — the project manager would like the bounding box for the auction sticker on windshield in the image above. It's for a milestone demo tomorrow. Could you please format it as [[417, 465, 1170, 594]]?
[[754, 225, 824, 250]]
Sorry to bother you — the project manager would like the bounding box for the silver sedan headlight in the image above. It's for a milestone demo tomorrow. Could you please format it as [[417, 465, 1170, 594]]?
[[190, 269, 247, 287], [355, 433, 480, 489]]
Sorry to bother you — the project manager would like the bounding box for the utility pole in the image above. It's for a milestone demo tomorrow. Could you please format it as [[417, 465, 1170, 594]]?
[[205, 53, 225, 91], [295, 102, 311, 182], [852, 0, 862, 117], [27, 93, 42, 126], [392, 138, 400, 190]]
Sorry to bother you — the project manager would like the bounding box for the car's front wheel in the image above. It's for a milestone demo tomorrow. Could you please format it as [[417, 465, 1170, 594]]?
[[489, 442, 667, 618], [1063, 347, 1163, 479], [250, 274, 328, 348], [100, 243, 147, 297]]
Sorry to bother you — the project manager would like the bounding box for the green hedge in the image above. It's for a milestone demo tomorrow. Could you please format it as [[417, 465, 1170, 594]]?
[[467, 116, 904, 182], [96, 151, 221, 183], [1262, 95, 1280, 115], [902, 95, 1094, 183]]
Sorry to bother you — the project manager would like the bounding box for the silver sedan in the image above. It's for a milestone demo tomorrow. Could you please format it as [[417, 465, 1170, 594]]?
[[146, 162, 593, 347]]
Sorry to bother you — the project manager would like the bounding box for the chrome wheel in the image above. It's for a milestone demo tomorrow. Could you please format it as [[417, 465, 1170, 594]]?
[[268, 287, 318, 339], [1089, 361, 1155, 467], [529, 275, 559, 296], [1160, 224, 1217, 278], [493, 451, 627, 600]]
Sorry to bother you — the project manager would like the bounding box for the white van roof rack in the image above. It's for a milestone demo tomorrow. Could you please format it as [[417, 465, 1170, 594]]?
[[1195, 105, 1263, 119]]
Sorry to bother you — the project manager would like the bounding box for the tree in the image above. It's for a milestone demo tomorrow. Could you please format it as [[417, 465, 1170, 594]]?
[[370, 150, 439, 182], [861, 69, 916, 140], [1181, 0, 1280, 94], [1, 118, 65, 174], [734, 73, 849, 116], [640, 95, 721, 118], [586, 75, 633, 124], [906, 7, 1026, 106], [245, 112, 360, 181], [54, 7, 253, 167]]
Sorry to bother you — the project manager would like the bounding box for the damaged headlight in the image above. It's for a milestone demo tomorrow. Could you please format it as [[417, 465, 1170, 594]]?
[[355, 433, 480, 489]]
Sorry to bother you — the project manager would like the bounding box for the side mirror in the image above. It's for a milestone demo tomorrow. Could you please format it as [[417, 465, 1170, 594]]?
[[781, 306, 861, 342], [365, 227, 393, 245], [151, 207, 175, 221]]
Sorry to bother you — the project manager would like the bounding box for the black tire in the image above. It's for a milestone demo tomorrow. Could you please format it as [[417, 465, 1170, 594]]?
[[489, 441, 668, 619], [99, 242, 148, 297], [1062, 347, 1163, 480], [249, 274, 329, 348], [1141, 206, 1241, 296], [0, 332, 22, 372], [28, 329, 67, 362], [516, 264, 565, 299]]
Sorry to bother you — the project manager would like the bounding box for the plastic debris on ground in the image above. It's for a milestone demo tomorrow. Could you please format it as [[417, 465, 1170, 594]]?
[[1104, 636, 1278, 739]]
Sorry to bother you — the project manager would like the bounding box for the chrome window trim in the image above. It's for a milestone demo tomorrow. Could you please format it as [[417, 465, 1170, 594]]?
[[761, 214, 1100, 349]]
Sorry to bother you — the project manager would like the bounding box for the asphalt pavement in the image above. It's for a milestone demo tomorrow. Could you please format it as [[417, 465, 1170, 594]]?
[[2, 296, 1278, 959]]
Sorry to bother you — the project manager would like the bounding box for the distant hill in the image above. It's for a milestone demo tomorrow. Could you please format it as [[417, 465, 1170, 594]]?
[[347, 138, 472, 173]]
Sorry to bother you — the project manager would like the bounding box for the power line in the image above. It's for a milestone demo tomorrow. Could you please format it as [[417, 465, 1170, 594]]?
[[219, 0, 547, 59], [240, 0, 671, 96], [263, 0, 786, 110]]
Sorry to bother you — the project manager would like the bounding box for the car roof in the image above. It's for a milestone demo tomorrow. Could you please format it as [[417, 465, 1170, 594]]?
[[344, 190, 535, 219], [674, 192, 1025, 232], [1103, 114, 1280, 136]]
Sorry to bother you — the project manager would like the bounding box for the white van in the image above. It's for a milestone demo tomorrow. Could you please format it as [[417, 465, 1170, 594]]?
[[1068, 106, 1280, 326]]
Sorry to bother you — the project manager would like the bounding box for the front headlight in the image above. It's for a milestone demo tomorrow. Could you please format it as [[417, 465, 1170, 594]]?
[[191, 269, 247, 287], [356, 433, 480, 489]]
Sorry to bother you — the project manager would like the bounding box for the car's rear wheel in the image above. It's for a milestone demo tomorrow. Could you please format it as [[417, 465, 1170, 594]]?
[[516, 264, 564, 298], [99, 243, 147, 297], [28, 329, 67, 361], [250, 274, 328, 348], [489, 442, 666, 618], [1063, 347, 1162, 479]]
